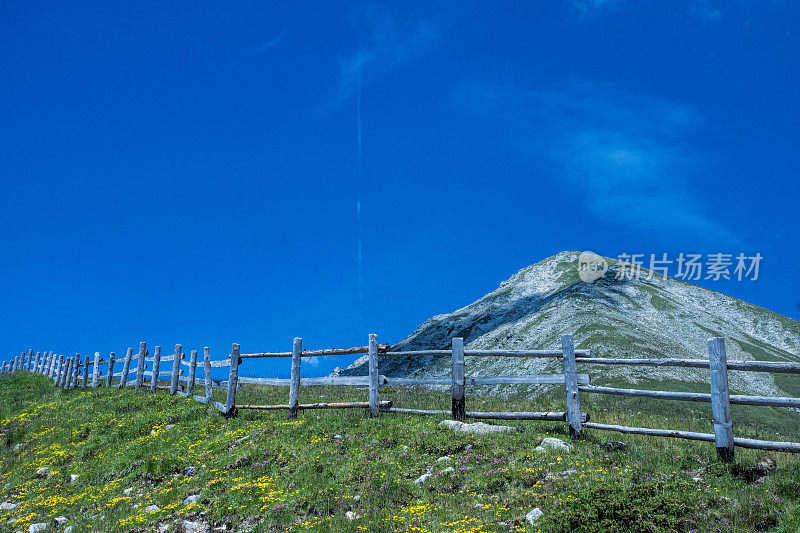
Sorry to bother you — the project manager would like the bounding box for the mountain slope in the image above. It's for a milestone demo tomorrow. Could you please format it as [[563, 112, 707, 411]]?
[[343, 251, 800, 399]]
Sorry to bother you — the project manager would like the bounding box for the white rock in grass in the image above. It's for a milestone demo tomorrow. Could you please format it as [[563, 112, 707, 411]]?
[[525, 508, 543, 524], [53, 517, 67, 525], [436, 456, 451, 462], [123, 487, 134, 495], [145, 505, 160, 513], [0, 502, 16, 510], [539, 437, 573, 452], [440, 467, 455, 474], [345, 511, 360, 521], [184, 494, 201, 505], [439, 420, 516, 435], [35, 467, 49, 477], [29, 523, 47, 533], [534, 446, 546, 453], [165, 424, 175, 430], [70, 474, 79, 483], [12, 443, 24, 451], [63, 527, 73, 533], [413, 473, 433, 485], [181, 520, 209, 533]]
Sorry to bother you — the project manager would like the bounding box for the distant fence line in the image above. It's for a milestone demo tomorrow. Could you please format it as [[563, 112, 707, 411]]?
[[2, 335, 799, 460]]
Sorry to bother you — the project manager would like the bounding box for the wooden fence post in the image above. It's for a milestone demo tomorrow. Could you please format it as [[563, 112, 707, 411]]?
[[64, 356, 71, 387], [203, 347, 212, 402], [708, 337, 734, 462], [150, 346, 161, 392], [27, 350, 33, 370], [106, 352, 115, 387], [187, 349, 198, 397], [288, 337, 302, 419], [368, 334, 379, 417], [55, 355, 64, 385], [452, 337, 466, 420], [71, 356, 81, 388], [61, 357, 68, 388], [82, 355, 91, 388], [118, 348, 133, 389], [170, 345, 182, 395], [64, 357, 74, 390], [562, 334, 582, 438], [33, 351, 41, 373], [91, 352, 101, 387], [225, 344, 240, 416], [47, 353, 55, 378], [135, 342, 146, 390]]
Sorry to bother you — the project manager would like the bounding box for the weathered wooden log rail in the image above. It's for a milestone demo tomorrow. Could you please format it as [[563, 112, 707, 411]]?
[[3, 334, 798, 459]]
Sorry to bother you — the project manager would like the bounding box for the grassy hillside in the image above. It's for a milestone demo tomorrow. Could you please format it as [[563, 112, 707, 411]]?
[[1, 372, 799, 532]]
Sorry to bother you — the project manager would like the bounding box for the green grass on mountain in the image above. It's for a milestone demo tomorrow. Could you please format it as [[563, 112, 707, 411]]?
[[1, 372, 800, 532]]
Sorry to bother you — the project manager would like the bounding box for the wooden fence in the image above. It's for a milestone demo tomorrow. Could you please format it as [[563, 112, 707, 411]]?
[[2, 335, 798, 460]]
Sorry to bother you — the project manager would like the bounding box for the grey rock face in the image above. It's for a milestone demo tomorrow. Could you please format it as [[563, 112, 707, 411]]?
[[526, 508, 543, 524], [439, 420, 517, 434], [539, 437, 573, 452]]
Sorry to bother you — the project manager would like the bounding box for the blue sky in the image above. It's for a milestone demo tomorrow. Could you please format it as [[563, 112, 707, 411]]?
[[2, 1, 798, 377]]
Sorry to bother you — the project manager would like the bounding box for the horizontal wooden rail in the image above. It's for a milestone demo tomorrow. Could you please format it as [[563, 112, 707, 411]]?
[[142, 371, 175, 378], [192, 395, 227, 412], [733, 436, 800, 453], [387, 374, 590, 387], [237, 400, 393, 410], [464, 410, 590, 422], [465, 349, 591, 357], [583, 422, 716, 442], [584, 422, 800, 452], [237, 376, 388, 387], [575, 357, 800, 374], [380, 407, 589, 422], [579, 385, 800, 408], [379, 349, 591, 358], [378, 350, 451, 357], [240, 344, 391, 359]]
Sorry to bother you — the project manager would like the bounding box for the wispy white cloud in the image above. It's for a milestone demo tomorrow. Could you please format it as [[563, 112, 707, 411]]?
[[330, 4, 436, 107], [568, 0, 628, 16], [251, 30, 287, 55], [570, 0, 731, 22], [451, 79, 740, 245], [689, 0, 725, 22]]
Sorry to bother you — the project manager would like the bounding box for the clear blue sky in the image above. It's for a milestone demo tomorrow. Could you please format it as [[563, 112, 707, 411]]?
[[2, 1, 798, 377]]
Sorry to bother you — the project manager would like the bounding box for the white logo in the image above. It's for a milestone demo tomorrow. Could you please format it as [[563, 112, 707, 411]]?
[[578, 251, 608, 283]]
